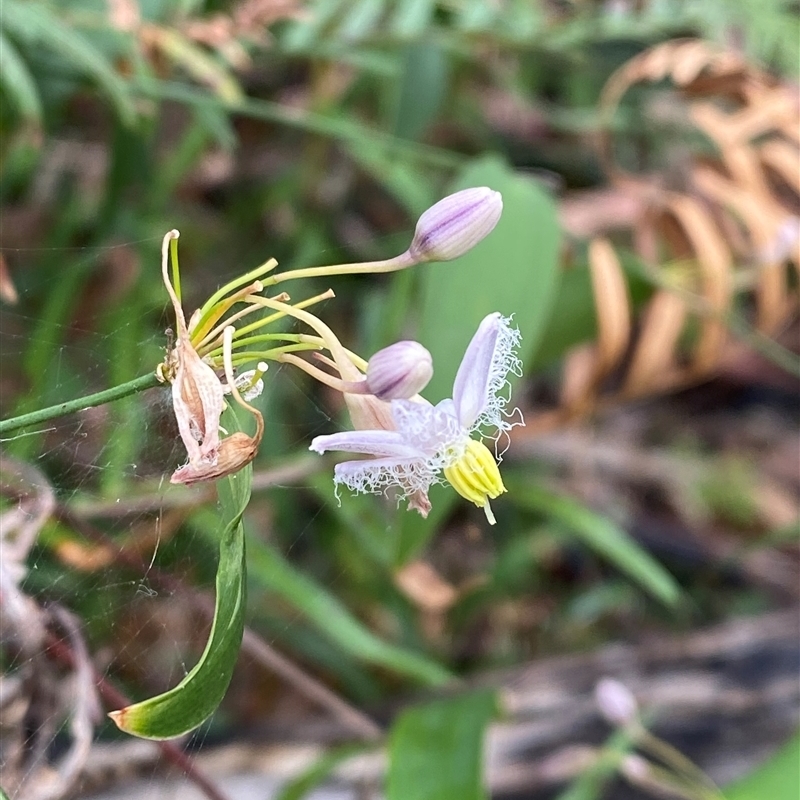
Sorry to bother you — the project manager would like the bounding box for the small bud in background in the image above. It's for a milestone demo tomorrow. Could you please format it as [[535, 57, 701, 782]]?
[[408, 187, 503, 263], [620, 754, 653, 783], [595, 677, 638, 726], [365, 341, 433, 400]]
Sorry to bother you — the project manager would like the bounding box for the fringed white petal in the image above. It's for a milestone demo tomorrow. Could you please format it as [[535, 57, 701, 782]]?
[[333, 456, 437, 500], [452, 313, 500, 429], [453, 313, 522, 435]]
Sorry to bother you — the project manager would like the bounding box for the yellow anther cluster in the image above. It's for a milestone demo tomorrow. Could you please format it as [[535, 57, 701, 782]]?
[[444, 439, 506, 510]]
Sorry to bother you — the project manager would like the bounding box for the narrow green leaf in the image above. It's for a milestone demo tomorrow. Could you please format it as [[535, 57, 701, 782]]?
[[456, 0, 498, 31], [336, 0, 386, 41], [280, 0, 350, 51], [500, 0, 542, 40], [2, 0, 135, 126], [308, 474, 396, 567], [347, 140, 437, 217], [725, 733, 800, 800], [0, 30, 43, 124], [155, 27, 244, 104], [133, 77, 462, 171], [556, 725, 638, 800], [110, 409, 250, 739], [276, 744, 369, 800], [387, 689, 498, 800], [241, 531, 453, 686], [392, 42, 450, 141], [512, 482, 682, 608], [391, 0, 436, 38]]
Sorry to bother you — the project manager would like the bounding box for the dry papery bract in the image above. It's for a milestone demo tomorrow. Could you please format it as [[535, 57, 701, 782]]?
[[530, 39, 799, 434]]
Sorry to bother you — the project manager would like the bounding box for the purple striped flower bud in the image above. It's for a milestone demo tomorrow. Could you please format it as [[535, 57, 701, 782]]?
[[408, 187, 503, 263], [365, 341, 433, 400]]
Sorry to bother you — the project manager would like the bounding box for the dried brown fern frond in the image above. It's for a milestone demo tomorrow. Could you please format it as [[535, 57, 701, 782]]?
[[533, 39, 799, 432]]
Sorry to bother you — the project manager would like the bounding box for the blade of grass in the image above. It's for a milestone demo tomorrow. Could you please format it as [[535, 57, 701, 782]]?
[[3, 0, 135, 126], [511, 481, 682, 608], [0, 30, 43, 124]]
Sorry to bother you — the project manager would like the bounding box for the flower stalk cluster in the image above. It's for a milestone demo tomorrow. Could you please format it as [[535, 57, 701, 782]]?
[[152, 186, 517, 518]]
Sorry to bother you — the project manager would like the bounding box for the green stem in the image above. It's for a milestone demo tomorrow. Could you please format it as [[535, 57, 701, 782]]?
[[263, 253, 416, 288], [0, 373, 161, 437]]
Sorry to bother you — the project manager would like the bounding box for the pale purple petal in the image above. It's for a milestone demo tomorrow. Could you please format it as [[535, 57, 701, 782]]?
[[392, 398, 463, 456], [310, 430, 422, 458], [452, 313, 501, 429], [452, 313, 523, 433]]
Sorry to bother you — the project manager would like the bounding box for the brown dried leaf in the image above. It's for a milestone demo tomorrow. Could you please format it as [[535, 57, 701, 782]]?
[[394, 561, 457, 614], [588, 238, 631, 375], [560, 344, 600, 415], [691, 165, 793, 333], [623, 290, 688, 396], [671, 40, 721, 86], [665, 193, 733, 371], [723, 87, 799, 144], [759, 140, 800, 196]]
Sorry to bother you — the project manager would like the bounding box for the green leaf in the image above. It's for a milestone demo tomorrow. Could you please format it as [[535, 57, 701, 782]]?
[[2, 0, 135, 126], [387, 689, 498, 800], [456, 0, 499, 31], [0, 30, 43, 124], [556, 725, 638, 800], [280, 0, 349, 51], [393, 483, 454, 567], [347, 140, 437, 217], [276, 744, 369, 800], [308, 473, 396, 568], [391, 0, 437, 38], [336, 0, 386, 41], [512, 482, 682, 608], [110, 409, 250, 739], [725, 733, 800, 800], [154, 27, 244, 104], [241, 530, 453, 686], [392, 42, 450, 141]]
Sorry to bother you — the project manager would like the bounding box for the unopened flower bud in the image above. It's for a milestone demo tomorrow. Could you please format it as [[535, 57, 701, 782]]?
[[620, 754, 653, 783], [408, 187, 503, 263], [366, 341, 433, 400], [595, 677, 638, 726]]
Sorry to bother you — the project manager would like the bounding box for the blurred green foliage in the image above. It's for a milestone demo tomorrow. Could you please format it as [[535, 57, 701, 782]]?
[[725, 733, 800, 800]]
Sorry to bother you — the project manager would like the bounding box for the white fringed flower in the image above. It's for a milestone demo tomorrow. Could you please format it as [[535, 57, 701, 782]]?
[[310, 313, 522, 523]]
